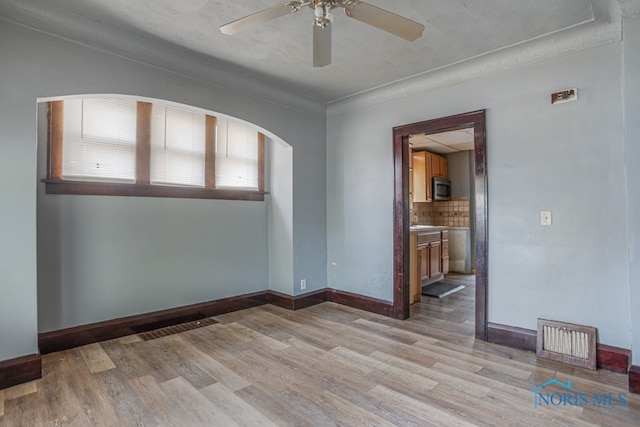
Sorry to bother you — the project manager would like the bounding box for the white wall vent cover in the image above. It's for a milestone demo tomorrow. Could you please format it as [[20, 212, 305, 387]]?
[[536, 319, 597, 370]]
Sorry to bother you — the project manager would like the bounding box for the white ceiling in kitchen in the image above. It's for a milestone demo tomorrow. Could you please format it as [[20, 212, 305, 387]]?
[[409, 129, 475, 154]]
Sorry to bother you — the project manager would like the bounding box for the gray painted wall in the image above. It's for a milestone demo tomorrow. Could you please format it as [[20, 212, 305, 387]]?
[[446, 151, 474, 268], [268, 140, 294, 295], [327, 42, 632, 349], [36, 193, 269, 331], [446, 151, 472, 199], [0, 26, 39, 361], [0, 20, 325, 360], [624, 14, 640, 365]]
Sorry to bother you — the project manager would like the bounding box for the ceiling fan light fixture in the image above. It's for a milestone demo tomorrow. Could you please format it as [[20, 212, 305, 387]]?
[[220, 0, 424, 65]]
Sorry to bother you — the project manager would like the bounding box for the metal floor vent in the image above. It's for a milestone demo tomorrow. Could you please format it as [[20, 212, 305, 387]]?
[[537, 319, 597, 370], [137, 317, 218, 341]]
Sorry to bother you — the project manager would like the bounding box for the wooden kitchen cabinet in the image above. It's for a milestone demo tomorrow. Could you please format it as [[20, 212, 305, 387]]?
[[411, 151, 432, 202], [431, 153, 448, 178], [418, 245, 429, 282], [410, 228, 449, 303], [441, 232, 449, 274], [429, 241, 442, 277], [412, 151, 447, 203]]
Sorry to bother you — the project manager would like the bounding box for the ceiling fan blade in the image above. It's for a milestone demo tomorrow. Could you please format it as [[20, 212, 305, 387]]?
[[220, 2, 303, 35], [313, 24, 331, 67], [343, 1, 424, 41]]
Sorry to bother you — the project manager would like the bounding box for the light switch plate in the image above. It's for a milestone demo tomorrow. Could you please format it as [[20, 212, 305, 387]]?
[[541, 211, 552, 226]]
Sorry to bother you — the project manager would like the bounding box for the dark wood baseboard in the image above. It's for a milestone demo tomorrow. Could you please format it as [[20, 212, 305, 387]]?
[[487, 323, 537, 352], [39, 291, 270, 354], [266, 290, 296, 310], [293, 290, 328, 310], [326, 289, 393, 316], [37, 287, 394, 355], [630, 365, 640, 394], [268, 288, 393, 316], [267, 288, 393, 315], [597, 344, 631, 374], [0, 353, 42, 391], [267, 289, 327, 311]]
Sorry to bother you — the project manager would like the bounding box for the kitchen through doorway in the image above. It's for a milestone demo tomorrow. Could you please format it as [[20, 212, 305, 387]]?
[[392, 110, 488, 340]]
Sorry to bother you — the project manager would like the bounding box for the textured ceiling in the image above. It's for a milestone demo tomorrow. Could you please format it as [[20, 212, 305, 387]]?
[[0, 0, 601, 103]]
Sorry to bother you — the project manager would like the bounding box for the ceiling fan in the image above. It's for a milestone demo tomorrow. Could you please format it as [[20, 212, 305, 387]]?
[[220, 1, 425, 67]]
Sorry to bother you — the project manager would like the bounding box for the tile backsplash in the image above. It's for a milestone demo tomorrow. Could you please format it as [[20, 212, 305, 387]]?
[[414, 198, 470, 227]]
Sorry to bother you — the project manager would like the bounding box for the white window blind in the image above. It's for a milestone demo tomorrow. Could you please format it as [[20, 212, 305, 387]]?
[[216, 119, 259, 189], [150, 105, 206, 187], [62, 98, 137, 181]]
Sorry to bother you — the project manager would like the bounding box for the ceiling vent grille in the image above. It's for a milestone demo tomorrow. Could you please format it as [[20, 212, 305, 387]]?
[[536, 319, 597, 370]]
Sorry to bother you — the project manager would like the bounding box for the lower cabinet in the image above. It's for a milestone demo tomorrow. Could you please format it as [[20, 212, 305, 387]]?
[[441, 234, 449, 274], [410, 229, 449, 304], [430, 241, 442, 277], [418, 245, 429, 282]]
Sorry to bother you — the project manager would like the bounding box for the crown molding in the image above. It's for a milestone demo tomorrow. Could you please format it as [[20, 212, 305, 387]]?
[[328, 0, 622, 116], [0, 0, 325, 116], [0, 0, 628, 116]]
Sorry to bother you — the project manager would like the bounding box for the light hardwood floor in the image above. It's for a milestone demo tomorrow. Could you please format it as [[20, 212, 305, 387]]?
[[1, 274, 639, 426]]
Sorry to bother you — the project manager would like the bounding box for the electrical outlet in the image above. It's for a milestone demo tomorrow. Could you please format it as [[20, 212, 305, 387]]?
[[300, 279, 306, 290], [541, 211, 552, 226]]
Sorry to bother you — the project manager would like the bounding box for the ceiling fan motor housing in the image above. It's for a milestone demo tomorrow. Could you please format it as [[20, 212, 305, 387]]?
[[220, 0, 424, 67], [313, 1, 335, 28]]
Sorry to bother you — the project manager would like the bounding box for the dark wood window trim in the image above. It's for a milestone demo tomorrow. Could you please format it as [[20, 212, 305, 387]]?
[[42, 179, 265, 201], [205, 115, 217, 189], [44, 100, 266, 202], [47, 100, 64, 180], [135, 101, 152, 185], [258, 132, 265, 193]]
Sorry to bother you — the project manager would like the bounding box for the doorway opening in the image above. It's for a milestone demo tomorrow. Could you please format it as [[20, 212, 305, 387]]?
[[392, 110, 488, 340]]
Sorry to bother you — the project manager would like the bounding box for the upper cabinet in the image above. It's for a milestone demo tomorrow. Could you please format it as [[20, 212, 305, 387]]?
[[411, 151, 447, 203], [412, 151, 432, 202], [432, 154, 448, 179]]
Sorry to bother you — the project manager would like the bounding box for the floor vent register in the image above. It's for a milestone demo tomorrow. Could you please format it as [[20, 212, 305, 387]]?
[[536, 318, 597, 369], [137, 317, 218, 341]]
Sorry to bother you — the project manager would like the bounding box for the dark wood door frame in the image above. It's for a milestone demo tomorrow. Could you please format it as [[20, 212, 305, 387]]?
[[392, 110, 488, 340]]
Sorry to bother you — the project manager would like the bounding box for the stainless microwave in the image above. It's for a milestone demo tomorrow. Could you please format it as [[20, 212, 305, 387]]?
[[433, 177, 451, 201]]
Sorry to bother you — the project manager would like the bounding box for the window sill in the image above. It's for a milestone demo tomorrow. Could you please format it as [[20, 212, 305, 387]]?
[[43, 179, 265, 201]]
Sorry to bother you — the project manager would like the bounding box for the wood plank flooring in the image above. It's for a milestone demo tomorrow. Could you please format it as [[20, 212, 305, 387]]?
[[2, 274, 639, 426]]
